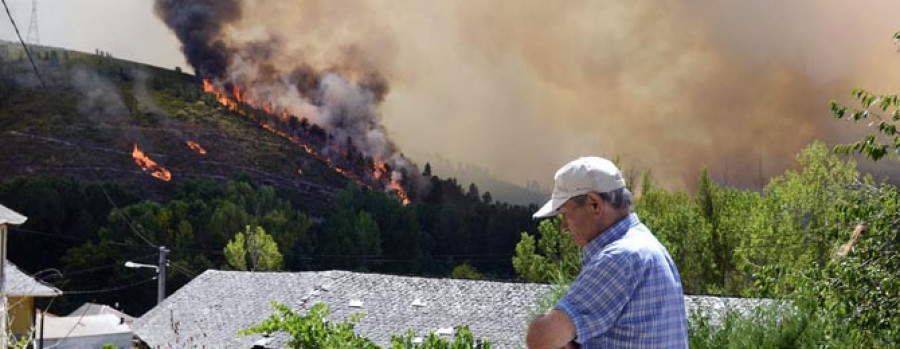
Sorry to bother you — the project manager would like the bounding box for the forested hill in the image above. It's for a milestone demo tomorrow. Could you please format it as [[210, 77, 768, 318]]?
[[0, 41, 351, 209], [0, 42, 540, 316]]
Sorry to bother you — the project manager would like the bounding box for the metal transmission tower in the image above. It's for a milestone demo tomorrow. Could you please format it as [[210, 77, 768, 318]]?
[[26, 0, 39, 45]]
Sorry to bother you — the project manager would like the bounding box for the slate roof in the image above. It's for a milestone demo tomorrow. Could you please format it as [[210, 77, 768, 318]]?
[[0, 204, 26, 226], [134, 270, 766, 349], [5, 260, 61, 297]]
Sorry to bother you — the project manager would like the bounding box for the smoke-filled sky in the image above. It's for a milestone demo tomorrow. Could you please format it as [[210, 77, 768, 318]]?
[[3, 0, 899, 190]]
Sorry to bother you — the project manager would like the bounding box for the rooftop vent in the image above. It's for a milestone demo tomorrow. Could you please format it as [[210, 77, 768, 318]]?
[[411, 298, 426, 307], [252, 337, 273, 348]]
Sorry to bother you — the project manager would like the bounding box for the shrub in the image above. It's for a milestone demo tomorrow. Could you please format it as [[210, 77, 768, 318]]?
[[241, 302, 492, 349]]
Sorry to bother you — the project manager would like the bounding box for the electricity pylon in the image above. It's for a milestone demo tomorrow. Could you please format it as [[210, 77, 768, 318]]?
[[26, 0, 39, 46]]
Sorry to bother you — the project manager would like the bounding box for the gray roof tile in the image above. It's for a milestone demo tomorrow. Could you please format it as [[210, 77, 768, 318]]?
[[134, 270, 765, 348], [5, 260, 61, 297]]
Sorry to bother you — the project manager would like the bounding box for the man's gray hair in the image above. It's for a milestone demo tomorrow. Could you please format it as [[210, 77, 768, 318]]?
[[598, 187, 634, 213], [574, 188, 634, 212]]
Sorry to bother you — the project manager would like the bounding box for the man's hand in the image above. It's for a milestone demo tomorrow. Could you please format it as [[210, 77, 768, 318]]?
[[525, 310, 577, 349]]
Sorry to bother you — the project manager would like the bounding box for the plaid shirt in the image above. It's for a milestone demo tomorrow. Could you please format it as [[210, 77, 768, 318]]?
[[555, 213, 688, 348]]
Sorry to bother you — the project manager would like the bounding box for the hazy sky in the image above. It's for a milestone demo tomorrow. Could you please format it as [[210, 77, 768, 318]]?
[[3, 0, 899, 190], [0, 0, 186, 70]]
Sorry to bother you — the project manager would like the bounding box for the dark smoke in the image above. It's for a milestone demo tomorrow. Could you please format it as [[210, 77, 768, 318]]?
[[153, 0, 422, 198], [153, 0, 241, 78]]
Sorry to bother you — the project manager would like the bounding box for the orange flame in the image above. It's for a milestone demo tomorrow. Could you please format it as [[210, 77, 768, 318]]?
[[373, 161, 388, 180], [186, 140, 207, 155], [132, 143, 172, 181], [390, 181, 411, 205], [200, 79, 412, 205], [373, 161, 411, 205], [203, 79, 239, 111]]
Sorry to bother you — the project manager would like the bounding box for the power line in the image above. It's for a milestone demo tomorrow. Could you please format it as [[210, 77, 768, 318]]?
[[167, 262, 197, 278], [101, 189, 158, 248], [63, 276, 157, 295], [9, 226, 158, 249], [8, 227, 82, 241], [1, 0, 46, 88], [62, 253, 158, 277]]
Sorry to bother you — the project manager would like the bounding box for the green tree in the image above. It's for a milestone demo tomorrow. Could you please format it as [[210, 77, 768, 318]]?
[[694, 167, 723, 286], [224, 225, 283, 271], [637, 187, 713, 294], [330, 183, 423, 274], [512, 218, 580, 283], [802, 181, 900, 345], [736, 142, 859, 297], [711, 188, 761, 294], [692, 168, 751, 294], [208, 200, 249, 248], [449, 263, 483, 280], [261, 207, 312, 256], [320, 207, 383, 270]]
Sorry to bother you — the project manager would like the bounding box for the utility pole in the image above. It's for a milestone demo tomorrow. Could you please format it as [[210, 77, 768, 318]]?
[[26, 0, 39, 46], [157, 246, 168, 304], [0, 222, 7, 349]]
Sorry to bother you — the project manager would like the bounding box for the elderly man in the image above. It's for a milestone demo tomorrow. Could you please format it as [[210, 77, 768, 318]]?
[[526, 157, 688, 349]]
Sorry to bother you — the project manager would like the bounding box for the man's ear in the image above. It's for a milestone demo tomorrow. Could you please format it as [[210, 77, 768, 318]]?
[[586, 192, 603, 214]]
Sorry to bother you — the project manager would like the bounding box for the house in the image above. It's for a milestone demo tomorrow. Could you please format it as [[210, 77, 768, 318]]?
[[36, 313, 132, 349], [4, 260, 62, 337], [24, 302, 138, 348], [1, 204, 63, 340], [134, 270, 767, 348], [67, 302, 135, 326]]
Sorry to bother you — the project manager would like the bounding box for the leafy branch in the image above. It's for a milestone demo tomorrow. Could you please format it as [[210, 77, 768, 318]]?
[[829, 31, 900, 161]]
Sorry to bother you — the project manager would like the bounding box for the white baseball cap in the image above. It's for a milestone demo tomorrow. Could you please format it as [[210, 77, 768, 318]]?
[[533, 157, 626, 219]]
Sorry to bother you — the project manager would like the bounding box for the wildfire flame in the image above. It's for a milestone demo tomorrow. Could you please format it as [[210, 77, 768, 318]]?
[[132, 143, 172, 182], [390, 181, 411, 205], [374, 160, 410, 204], [203, 80, 239, 111], [186, 140, 207, 155], [201, 79, 412, 204]]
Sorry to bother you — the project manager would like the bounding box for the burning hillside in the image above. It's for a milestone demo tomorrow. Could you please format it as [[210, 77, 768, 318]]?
[[200, 78, 411, 203], [155, 0, 420, 203]]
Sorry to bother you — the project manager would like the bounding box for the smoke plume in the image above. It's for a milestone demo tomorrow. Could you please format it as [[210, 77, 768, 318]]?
[[153, 0, 241, 78], [70, 67, 129, 122], [154, 0, 900, 192]]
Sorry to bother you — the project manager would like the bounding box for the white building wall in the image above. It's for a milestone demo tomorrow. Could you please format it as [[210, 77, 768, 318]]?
[[41, 333, 132, 349]]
